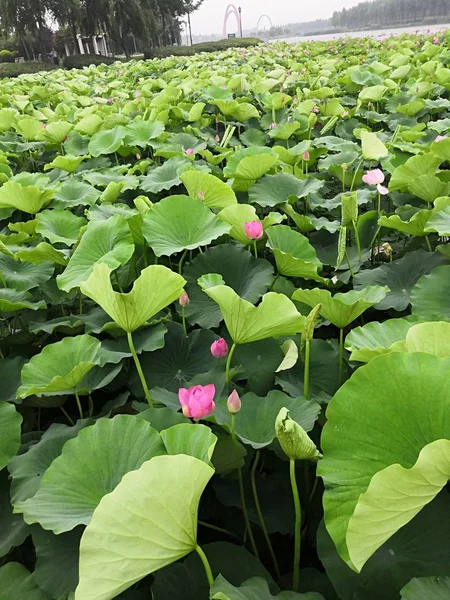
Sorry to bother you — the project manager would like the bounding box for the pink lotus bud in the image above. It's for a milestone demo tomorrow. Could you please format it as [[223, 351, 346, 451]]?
[[135, 91, 141, 98], [185, 148, 194, 156], [270, 122, 277, 129], [211, 338, 228, 358], [221, 85, 227, 89], [416, 41, 420, 47], [136, 153, 141, 160], [198, 190, 205, 201], [179, 292, 190, 307], [433, 37, 439, 45], [331, 275, 338, 284], [312, 106, 320, 114], [107, 97, 114, 104], [435, 135, 447, 142], [377, 184, 389, 196], [179, 384, 216, 419], [227, 389, 241, 414], [244, 221, 263, 240], [215, 135, 220, 143], [362, 169, 385, 186], [42, 123, 47, 129], [342, 110, 349, 117], [303, 150, 310, 161]]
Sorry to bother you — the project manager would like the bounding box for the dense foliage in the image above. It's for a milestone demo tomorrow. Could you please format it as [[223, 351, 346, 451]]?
[[143, 38, 262, 59], [0, 29, 450, 600]]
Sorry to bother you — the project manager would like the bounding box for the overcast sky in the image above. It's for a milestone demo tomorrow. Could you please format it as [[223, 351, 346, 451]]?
[[190, 0, 364, 34]]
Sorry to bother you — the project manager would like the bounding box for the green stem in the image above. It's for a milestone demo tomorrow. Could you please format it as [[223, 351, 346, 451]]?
[[253, 240, 258, 259], [290, 459, 301, 592], [127, 331, 153, 408], [251, 451, 281, 581], [345, 250, 355, 278], [181, 306, 187, 337], [178, 248, 188, 275], [232, 414, 259, 558], [377, 192, 381, 214], [195, 544, 214, 588], [88, 394, 94, 417], [269, 273, 279, 291], [303, 340, 310, 400], [225, 342, 237, 384], [198, 520, 241, 541], [425, 235, 433, 253], [350, 158, 364, 192], [78, 291, 83, 315], [74, 391, 83, 420], [352, 220, 361, 261], [338, 328, 344, 386], [60, 406, 74, 426]]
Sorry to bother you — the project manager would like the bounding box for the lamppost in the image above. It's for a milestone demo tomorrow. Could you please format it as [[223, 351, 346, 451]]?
[[238, 6, 243, 37]]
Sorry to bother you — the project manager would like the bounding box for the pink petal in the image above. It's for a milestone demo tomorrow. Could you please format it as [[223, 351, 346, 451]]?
[[178, 388, 190, 407], [377, 184, 389, 195]]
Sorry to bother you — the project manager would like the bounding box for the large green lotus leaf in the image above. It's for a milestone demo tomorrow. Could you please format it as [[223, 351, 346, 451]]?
[[400, 576, 450, 599], [33, 527, 82, 599], [424, 205, 450, 235], [99, 325, 168, 363], [16, 415, 165, 533], [0, 255, 53, 291], [180, 171, 237, 210], [0, 403, 21, 471], [408, 175, 450, 203], [182, 244, 273, 328], [17, 335, 102, 399], [51, 180, 100, 209], [0, 289, 46, 312], [0, 562, 51, 600], [75, 114, 103, 136], [133, 323, 217, 394], [354, 249, 445, 311], [40, 121, 72, 144], [223, 148, 278, 191], [199, 276, 305, 344], [15, 243, 68, 266], [360, 131, 388, 161], [317, 494, 450, 600], [75, 455, 214, 600], [212, 390, 320, 449], [123, 120, 165, 147], [211, 575, 324, 599], [140, 157, 191, 194], [161, 423, 217, 465], [0, 470, 28, 558], [36, 209, 87, 246], [411, 265, 450, 321], [266, 225, 325, 283], [0, 356, 26, 403], [378, 210, 432, 237], [248, 173, 304, 207], [217, 204, 261, 245], [345, 318, 415, 363], [57, 215, 134, 292], [358, 85, 388, 102], [389, 154, 441, 192], [0, 182, 53, 214], [80, 263, 185, 333], [44, 154, 87, 174], [143, 195, 230, 256], [88, 127, 125, 156], [292, 286, 388, 329], [346, 439, 450, 572], [400, 322, 450, 357], [318, 353, 450, 570]]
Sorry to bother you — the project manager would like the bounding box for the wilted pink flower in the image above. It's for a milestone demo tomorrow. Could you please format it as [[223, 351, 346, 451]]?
[[312, 106, 320, 114], [270, 122, 277, 129], [435, 135, 447, 142], [227, 390, 241, 414], [179, 292, 190, 307], [179, 384, 215, 419], [198, 190, 205, 201], [211, 338, 228, 358], [244, 221, 263, 240], [303, 150, 310, 161], [185, 148, 194, 156], [362, 169, 385, 186]]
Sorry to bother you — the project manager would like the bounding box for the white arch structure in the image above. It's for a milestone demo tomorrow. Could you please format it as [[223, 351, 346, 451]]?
[[223, 4, 242, 38], [257, 14, 273, 33]]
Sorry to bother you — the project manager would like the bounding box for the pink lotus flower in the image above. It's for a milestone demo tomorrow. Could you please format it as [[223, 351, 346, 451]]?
[[433, 37, 439, 45], [179, 384, 215, 419], [363, 169, 389, 195], [179, 292, 190, 307], [211, 338, 228, 358], [227, 390, 241, 414], [435, 135, 447, 142], [303, 150, 310, 161], [270, 122, 277, 129], [185, 148, 194, 156], [107, 97, 114, 104], [312, 106, 320, 114], [244, 221, 263, 240]]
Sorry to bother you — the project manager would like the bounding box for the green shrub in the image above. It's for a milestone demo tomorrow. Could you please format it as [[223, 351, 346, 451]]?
[[0, 61, 56, 78], [0, 49, 15, 63], [63, 54, 118, 69], [144, 37, 261, 60]]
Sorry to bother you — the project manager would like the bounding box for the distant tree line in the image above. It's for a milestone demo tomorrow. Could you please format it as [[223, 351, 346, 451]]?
[[0, 0, 203, 59], [332, 0, 449, 30]]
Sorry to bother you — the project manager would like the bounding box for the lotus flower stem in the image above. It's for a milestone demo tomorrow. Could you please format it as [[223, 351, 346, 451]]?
[[377, 191, 381, 214], [74, 391, 83, 420], [127, 331, 153, 408], [338, 328, 344, 385], [198, 520, 241, 541], [350, 159, 364, 192], [181, 306, 188, 337], [352, 220, 361, 261], [290, 458, 301, 592], [251, 451, 281, 581], [178, 249, 188, 275], [425, 235, 432, 253], [225, 342, 237, 384], [231, 413, 259, 558], [345, 251, 355, 278], [253, 240, 258, 259], [195, 544, 214, 587], [303, 340, 311, 400]]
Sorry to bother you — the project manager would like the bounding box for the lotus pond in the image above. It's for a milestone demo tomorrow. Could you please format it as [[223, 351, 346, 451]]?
[[0, 31, 450, 600]]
